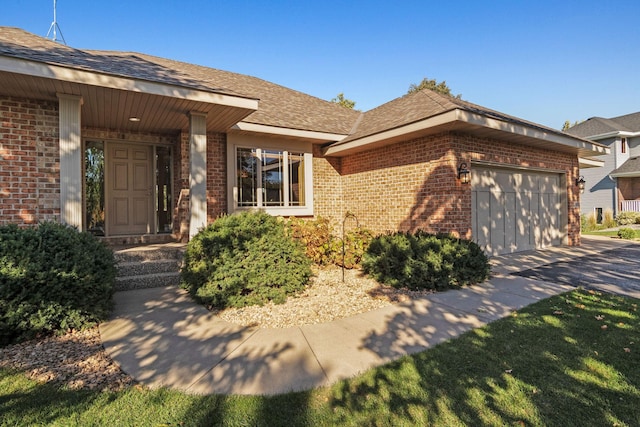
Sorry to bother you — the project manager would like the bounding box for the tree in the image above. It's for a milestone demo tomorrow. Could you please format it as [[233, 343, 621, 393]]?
[[562, 120, 583, 131], [331, 93, 356, 109], [407, 77, 461, 99]]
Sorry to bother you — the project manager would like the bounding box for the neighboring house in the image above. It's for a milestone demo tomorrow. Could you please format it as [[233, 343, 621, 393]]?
[[567, 112, 640, 219], [0, 27, 607, 255]]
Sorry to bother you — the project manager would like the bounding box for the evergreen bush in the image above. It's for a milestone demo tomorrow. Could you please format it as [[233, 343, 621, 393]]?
[[0, 222, 116, 345], [181, 212, 312, 309], [362, 231, 490, 291], [617, 227, 637, 240]]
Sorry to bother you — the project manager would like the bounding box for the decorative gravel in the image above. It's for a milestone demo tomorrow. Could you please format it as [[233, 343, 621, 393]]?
[[0, 327, 135, 392], [216, 265, 434, 328], [0, 266, 434, 391]]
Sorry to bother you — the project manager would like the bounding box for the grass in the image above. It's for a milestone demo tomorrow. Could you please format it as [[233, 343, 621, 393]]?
[[582, 229, 640, 239], [1, 289, 639, 426]]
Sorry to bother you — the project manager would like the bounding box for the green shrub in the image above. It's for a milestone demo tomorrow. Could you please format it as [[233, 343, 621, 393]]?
[[616, 211, 640, 226], [603, 208, 617, 228], [181, 212, 312, 309], [0, 222, 116, 346], [362, 231, 490, 291], [617, 227, 637, 240]]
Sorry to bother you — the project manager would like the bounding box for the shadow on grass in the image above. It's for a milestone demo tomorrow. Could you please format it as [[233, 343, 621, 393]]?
[[328, 290, 640, 426]]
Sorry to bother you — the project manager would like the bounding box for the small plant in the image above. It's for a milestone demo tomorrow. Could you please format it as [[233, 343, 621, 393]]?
[[617, 227, 637, 240], [582, 212, 598, 232], [616, 211, 640, 226], [287, 216, 333, 265], [0, 222, 116, 346], [603, 208, 617, 228], [286, 217, 374, 269], [362, 231, 489, 291], [181, 212, 312, 309]]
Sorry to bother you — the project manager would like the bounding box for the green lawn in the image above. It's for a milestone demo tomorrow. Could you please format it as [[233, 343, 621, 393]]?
[[1, 290, 639, 426], [582, 229, 640, 239]]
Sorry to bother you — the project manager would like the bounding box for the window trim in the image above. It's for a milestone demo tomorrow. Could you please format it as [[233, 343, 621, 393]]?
[[227, 133, 314, 216], [621, 137, 627, 154]]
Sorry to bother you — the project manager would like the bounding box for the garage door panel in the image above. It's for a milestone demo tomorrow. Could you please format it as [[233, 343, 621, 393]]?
[[472, 166, 566, 255]]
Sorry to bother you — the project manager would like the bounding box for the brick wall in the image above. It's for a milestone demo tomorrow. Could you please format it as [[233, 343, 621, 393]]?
[[312, 144, 344, 223], [314, 131, 581, 246], [174, 131, 227, 241], [0, 96, 59, 226]]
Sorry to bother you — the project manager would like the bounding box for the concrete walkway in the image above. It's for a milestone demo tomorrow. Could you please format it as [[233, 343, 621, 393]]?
[[99, 236, 635, 396]]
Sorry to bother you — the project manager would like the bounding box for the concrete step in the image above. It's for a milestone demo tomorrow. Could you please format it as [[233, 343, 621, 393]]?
[[116, 258, 182, 277], [113, 243, 186, 291], [115, 272, 181, 292]]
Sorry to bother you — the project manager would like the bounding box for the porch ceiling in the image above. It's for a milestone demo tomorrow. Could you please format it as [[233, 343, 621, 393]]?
[[0, 69, 256, 134]]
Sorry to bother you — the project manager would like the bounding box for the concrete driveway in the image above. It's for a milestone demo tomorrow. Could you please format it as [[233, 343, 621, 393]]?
[[514, 239, 640, 298]]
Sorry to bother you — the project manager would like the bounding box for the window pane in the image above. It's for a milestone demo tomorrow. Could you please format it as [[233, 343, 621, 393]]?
[[84, 141, 105, 235], [262, 150, 284, 206], [288, 152, 305, 206], [238, 148, 258, 206]]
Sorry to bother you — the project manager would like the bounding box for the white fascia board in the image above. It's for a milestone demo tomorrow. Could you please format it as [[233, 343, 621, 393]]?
[[0, 55, 258, 110], [457, 110, 609, 155], [323, 110, 459, 156], [232, 122, 347, 142], [585, 130, 640, 141], [579, 157, 605, 168], [610, 171, 640, 178], [324, 108, 609, 157]]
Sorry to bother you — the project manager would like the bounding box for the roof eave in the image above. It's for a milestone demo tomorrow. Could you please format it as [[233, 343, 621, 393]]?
[[581, 130, 640, 141], [323, 108, 609, 158], [0, 54, 259, 110], [231, 122, 348, 142]]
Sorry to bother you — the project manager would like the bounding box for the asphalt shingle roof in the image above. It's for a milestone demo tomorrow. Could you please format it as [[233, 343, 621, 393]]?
[[0, 27, 360, 135], [566, 112, 640, 138], [611, 156, 640, 175]]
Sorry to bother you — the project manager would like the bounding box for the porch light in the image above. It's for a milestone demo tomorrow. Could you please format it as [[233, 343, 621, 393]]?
[[576, 176, 586, 194], [128, 117, 141, 122], [458, 163, 470, 184]]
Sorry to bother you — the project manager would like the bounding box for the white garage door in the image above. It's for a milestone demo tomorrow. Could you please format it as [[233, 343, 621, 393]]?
[[472, 166, 566, 255]]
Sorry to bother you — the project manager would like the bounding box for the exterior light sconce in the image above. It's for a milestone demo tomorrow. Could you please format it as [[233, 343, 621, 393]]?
[[458, 163, 470, 184], [576, 176, 586, 194]]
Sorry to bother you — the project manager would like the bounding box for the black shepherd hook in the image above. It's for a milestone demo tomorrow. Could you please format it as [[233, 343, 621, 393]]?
[[342, 211, 359, 282]]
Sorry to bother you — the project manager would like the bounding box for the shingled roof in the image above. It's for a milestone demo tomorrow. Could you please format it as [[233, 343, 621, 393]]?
[[0, 27, 360, 135], [611, 156, 640, 177], [0, 26, 606, 158], [566, 112, 640, 138]]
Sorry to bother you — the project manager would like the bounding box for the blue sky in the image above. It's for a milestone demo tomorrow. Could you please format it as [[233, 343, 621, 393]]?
[[3, 0, 639, 129]]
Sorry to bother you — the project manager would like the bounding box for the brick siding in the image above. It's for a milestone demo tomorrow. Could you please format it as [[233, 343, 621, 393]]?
[[0, 97, 59, 226], [314, 131, 581, 246]]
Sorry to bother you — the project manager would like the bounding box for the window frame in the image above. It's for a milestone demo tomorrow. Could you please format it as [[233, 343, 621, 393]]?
[[227, 133, 314, 216], [621, 137, 627, 154]]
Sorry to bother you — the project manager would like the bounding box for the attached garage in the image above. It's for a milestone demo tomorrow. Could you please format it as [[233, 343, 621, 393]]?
[[472, 165, 567, 255]]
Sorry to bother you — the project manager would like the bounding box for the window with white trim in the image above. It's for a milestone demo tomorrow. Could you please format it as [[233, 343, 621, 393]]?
[[228, 134, 314, 216]]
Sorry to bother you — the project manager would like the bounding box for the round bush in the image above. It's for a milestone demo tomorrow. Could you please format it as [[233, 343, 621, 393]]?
[[362, 231, 490, 291], [0, 222, 116, 346], [181, 212, 312, 309], [617, 227, 637, 240]]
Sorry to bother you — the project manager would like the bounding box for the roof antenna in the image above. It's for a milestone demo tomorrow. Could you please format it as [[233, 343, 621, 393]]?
[[46, 0, 67, 44]]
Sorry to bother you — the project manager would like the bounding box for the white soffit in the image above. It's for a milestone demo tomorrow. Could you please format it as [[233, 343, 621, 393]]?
[[0, 55, 258, 110], [232, 122, 347, 142], [579, 157, 605, 169], [324, 109, 609, 157]]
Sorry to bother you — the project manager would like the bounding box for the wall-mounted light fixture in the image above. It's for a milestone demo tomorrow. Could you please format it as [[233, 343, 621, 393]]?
[[458, 163, 470, 184], [576, 176, 586, 194]]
